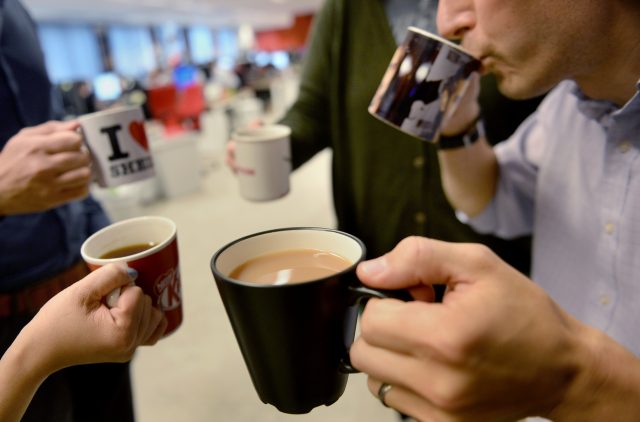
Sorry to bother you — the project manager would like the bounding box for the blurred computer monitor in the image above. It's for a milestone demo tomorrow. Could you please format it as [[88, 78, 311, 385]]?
[[173, 64, 198, 90], [93, 72, 122, 102]]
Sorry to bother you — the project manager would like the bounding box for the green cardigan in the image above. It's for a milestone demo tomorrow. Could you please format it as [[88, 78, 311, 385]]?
[[281, 0, 537, 273]]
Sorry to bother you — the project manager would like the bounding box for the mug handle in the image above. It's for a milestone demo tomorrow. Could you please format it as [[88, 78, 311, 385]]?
[[339, 284, 412, 374]]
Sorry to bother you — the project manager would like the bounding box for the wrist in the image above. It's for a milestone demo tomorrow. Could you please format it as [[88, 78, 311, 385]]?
[[437, 117, 485, 150], [549, 324, 640, 421]]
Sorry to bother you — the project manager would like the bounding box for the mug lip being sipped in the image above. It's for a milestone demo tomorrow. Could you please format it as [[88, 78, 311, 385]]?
[[210, 227, 367, 289], [407, 26, 479, 61]]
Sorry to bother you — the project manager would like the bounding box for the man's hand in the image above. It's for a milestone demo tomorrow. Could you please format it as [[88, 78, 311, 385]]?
[[441, 73, 482, 136], [349, 236, 639, 421], [0, 121, 92, 215]]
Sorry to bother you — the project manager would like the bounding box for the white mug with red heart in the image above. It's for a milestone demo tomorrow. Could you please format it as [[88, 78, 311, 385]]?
[[79, 105, 155, 188]]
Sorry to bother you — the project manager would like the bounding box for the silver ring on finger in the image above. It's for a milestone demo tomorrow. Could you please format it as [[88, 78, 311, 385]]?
[[377, 382, 393, 407]]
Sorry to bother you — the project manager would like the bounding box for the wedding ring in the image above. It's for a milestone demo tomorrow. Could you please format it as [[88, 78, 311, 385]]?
[[377, 382, 393, 407]]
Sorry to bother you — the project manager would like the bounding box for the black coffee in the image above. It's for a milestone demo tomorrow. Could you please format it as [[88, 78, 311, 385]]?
[[100, 242, 156, 259]]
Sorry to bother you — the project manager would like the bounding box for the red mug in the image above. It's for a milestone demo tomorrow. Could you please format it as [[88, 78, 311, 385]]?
[[81, 216, 183, 336]]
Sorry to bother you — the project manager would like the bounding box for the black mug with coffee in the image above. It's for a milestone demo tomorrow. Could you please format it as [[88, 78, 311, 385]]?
[[210, 227, 405, 414]]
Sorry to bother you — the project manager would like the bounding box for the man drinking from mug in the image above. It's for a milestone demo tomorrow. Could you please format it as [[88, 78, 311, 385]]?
[[350, 0, 640, 420]]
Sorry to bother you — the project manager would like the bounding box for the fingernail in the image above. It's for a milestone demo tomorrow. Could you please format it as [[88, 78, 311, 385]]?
[[359, 256, 387, 276], [126, 268, 138, 282]]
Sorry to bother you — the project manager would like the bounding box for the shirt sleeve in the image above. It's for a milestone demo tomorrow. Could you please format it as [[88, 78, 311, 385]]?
[[464, 107, 549, 239], [279, 0, 338, 170]]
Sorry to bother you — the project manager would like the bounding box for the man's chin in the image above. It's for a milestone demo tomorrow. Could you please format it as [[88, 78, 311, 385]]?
[[495, 74, 548, 100]]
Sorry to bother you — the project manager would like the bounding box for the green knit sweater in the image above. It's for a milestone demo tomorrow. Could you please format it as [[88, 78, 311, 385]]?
[[282, 0, 537, 273]]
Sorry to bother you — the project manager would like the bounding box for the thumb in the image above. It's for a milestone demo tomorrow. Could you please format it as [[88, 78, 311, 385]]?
[[74, 263, 134, 299], [356, 236, 492, 291]]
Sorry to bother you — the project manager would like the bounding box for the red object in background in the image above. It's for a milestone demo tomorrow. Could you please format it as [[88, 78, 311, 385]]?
[[147, 84, 183, 135], [176, 84, 206, 131], [147, 83, 206, 135], [255, 14, 314, 52]]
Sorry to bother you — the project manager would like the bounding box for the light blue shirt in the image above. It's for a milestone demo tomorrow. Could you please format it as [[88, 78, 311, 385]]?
[[467, 80, 640, 355]]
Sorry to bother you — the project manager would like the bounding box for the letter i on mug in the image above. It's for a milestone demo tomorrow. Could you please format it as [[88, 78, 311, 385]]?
[[79, 105, 155, 187]]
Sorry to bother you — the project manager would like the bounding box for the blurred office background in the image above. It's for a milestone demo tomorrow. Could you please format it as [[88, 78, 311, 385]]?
[[20, 1, 400, 421]]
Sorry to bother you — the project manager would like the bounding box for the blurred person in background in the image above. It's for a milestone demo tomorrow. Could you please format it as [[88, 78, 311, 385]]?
[[0, 0, 138, 421], [229, 0, 543, 268]]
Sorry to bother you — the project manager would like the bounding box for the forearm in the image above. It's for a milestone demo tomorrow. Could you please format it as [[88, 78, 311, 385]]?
[[0, 333, 52, 422], [549, 323, 640, 421], [437, 138, 499, 216]]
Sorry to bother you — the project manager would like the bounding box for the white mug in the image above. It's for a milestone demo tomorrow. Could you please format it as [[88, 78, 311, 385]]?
[[79, 105, 155, 187], [233, 124, 291, 201]]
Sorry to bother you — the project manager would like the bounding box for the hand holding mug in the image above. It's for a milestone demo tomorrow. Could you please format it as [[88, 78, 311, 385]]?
[[440, 72, 482, 136], [24, 263, 167, 371], [0, 120, 91, 215], [81, 216, 183, 337], [369, 27, 481, 143], [211, 227, 410, 414], [349, 236, 634, 421], [0, 264, 166, 422]]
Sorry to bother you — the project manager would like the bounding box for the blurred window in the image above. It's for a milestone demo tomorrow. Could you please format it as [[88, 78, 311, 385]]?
[[37, 24, 103, 83], [188, 26, 215, 65], [216, 28, 239, 68], [108, 26, 156, 78], [154, 23, 187, 67], [271, 51, 290, 70]]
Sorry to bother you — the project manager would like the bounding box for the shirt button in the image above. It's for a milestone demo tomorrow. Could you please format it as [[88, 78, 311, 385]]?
[[604, 223, 615, 235], [599, 294, 611, 306], [415, 212, 426, 224], [413, 156, 425, 169], [618, 141, 632, 153]]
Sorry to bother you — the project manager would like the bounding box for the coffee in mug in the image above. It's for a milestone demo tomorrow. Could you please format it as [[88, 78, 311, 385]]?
[[229, 248, 352, 285], [99, 242, 158, 259]]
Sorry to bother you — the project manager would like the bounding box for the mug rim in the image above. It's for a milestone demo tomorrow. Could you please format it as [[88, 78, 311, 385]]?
[[232, 124, 292, 143], [210, 227, 366, 289], [407, 26, 478, 61], [81, 215, 177, 265], [78, 104, 143, 122]]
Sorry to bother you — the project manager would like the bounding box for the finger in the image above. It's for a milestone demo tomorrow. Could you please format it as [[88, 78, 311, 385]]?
[[49, 150, 91, 173], [42, 129, 84, 154], [142, 310, 167, 345], [351, 328, 471, 409], [356, 236, 499, 291], [54, 166, 92, 188], [136, 295, 155, 341], [367, 377, 451, 422], [358, 298, 468, 358], [22, 120, 79, 136]]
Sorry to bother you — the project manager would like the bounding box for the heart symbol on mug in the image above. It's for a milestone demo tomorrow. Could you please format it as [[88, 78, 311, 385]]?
[[129, 120, 149, 151]]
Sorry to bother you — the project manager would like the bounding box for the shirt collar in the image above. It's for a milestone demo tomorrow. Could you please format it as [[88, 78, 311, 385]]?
[[570, 79, 640, 124]]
